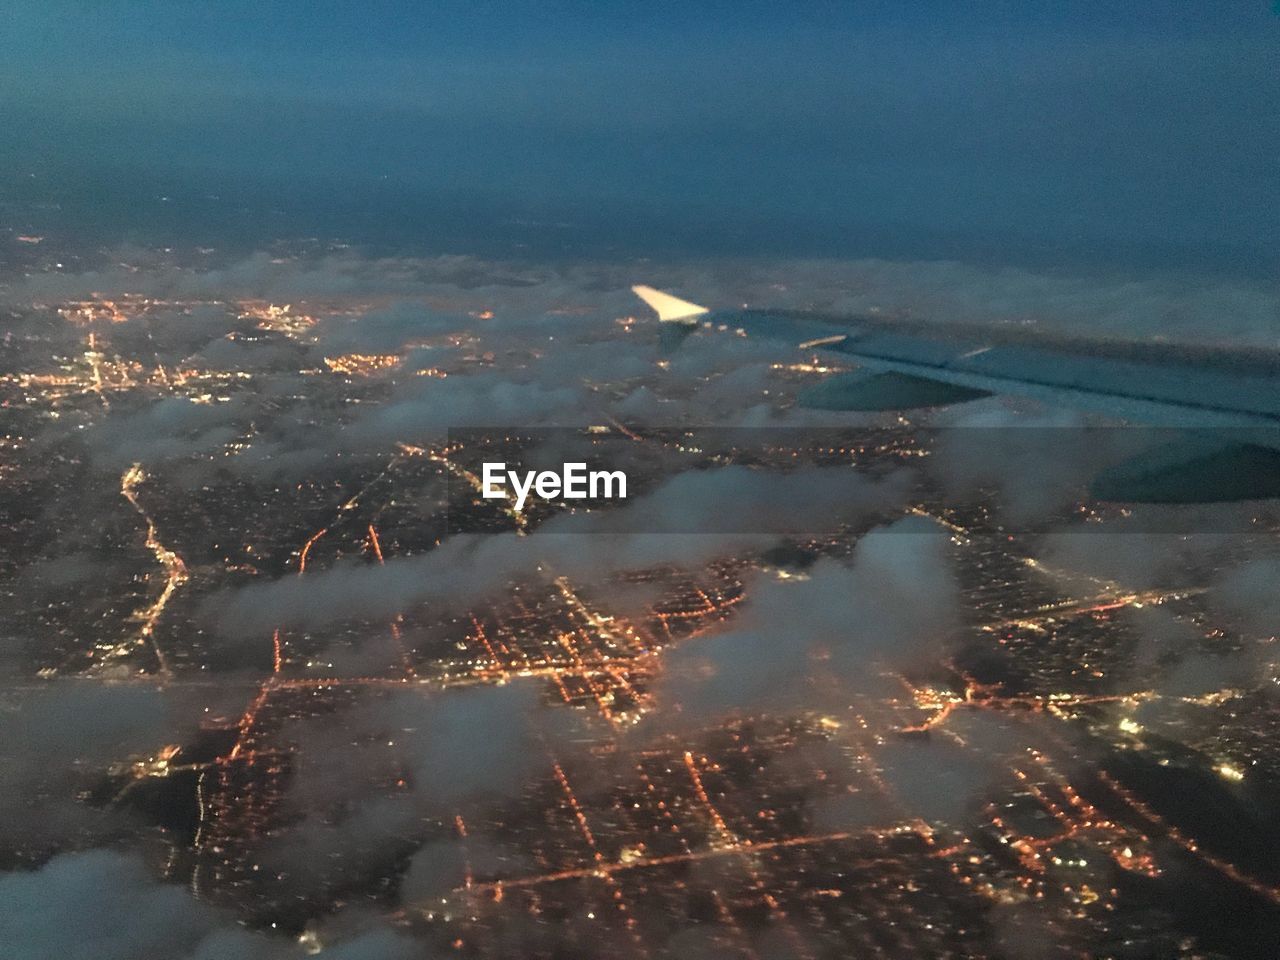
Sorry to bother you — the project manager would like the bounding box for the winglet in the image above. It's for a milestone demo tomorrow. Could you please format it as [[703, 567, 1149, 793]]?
[[631, 285, 709, 323]]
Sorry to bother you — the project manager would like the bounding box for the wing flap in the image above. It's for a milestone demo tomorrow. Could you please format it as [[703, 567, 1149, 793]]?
[[1090, 441, 1280, 503], [797, 371, 990, 411]]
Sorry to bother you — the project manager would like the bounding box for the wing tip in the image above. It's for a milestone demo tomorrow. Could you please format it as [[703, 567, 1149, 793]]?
[[631, 284, 709, 323]]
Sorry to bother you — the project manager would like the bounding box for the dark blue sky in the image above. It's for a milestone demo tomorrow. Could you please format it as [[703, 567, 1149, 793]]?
[[3, 1, 1277, 271]]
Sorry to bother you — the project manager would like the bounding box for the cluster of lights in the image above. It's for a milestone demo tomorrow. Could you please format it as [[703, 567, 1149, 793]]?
[[323, 353, 403, 376], [237, 301, 318, 333]]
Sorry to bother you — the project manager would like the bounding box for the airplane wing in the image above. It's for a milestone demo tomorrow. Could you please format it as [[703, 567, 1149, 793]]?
[[631, 285, 1280, 502]]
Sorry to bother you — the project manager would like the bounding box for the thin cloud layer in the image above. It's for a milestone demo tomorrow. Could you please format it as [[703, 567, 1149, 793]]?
[[655, 515, 960, 724], [213, 465, 910, 635]]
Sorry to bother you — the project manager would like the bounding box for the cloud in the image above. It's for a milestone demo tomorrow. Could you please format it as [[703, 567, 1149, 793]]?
[[1214, 551, 1280, 639], [0, 683, 218, 855], [313, 301, 469, 354], [379, 682, 547, 805], [81, 674, 560, 931], [814, 709, 1032, 835], [259, 792, 422, 909], [578, 464, 910, 536], [342, 374, 589, 446], [611, 384, 672, 422], [400, 836, 530, 906], [303, 683, 548, 796], [9, 244, 1278, 959], [0, 850, 282, 960], [4, 252, 539, 306], [526, 338, 658, 388], [0, 848, 437, 960], [213, 465, 910, 635], [984, 900, 1076, 960], [22, 247, 1278, 352], [654, 258, 1280, 350], [923, 401, 1148, 526], [878, 710, 1020, 824], [312, 930, 425, 960], [83, 396, 248, 469], [1037, 532, 1236, 595], [254, 680, 565, 914], [1120, 604, 1202, 676], [654, 515, 960, 724]]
